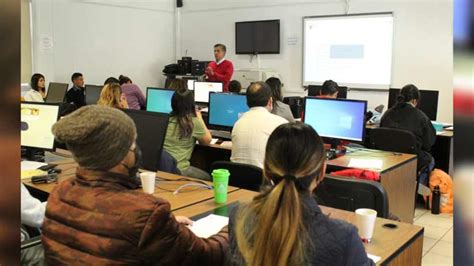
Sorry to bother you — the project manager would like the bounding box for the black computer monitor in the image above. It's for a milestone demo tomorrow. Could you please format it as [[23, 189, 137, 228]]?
[[146, 87, 175, 114], [85, 84, 103, 105], [194, 81, 223, 104], [21, 102, 61, 151], [208, 92, 249, 130], [122, 109, 169, 171], [45, 82, 68, 103], [388, 88, 439, 121], [303, 97, 367, 142], [307, 85, 348, 99]]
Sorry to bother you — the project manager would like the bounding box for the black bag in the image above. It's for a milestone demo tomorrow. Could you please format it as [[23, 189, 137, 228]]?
[[163, 63, 179, 74]]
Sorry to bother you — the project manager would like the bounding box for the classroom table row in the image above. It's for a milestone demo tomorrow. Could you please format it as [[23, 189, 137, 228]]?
[[23, 161, 424, 266]]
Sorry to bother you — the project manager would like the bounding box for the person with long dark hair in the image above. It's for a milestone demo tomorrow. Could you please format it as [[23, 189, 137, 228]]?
[[24, 73, 46, 102], [163, 88, 212, 180], [230, 122, 374, 265], [265, 77, 295, 122], [380, 84, 436, 184]]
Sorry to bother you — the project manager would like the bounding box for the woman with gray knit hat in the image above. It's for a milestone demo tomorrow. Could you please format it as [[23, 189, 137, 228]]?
[[41, 105, 228, 265]]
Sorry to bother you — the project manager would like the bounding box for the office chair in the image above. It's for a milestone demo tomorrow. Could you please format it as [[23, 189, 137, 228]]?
[[314, 175, 389, 218], [282, 96, 303, 118], [210, 161, 263, 191], [369, 127, 429, 199]]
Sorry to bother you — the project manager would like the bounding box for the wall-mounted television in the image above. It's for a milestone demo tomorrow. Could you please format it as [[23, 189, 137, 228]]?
[[235, 19, 280, 54]]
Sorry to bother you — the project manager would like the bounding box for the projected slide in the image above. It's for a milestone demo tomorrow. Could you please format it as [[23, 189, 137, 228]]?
[[303, 13, 393, 88], [21, 103, 59, 149]]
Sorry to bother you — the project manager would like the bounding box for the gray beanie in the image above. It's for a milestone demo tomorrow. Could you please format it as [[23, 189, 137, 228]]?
[[52, 105, 136, 170]]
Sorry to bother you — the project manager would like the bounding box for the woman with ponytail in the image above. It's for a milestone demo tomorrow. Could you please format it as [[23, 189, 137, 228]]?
[[230, 122, 374, 266], [380, 84, 436, 184]]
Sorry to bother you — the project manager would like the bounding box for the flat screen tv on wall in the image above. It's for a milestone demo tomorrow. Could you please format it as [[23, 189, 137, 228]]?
[[235, 19, 280, 54]]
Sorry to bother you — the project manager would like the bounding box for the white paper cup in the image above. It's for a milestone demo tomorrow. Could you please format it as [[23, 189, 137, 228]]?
[[140, 172, 156, 194], [355, 208, 377, 242]]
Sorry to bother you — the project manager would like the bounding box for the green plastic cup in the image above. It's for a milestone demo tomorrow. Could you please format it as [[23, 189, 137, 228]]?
[[212, 169, 230, 204]]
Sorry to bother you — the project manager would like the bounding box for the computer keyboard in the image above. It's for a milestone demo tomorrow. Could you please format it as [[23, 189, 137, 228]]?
[[210, 130, 231, 140]]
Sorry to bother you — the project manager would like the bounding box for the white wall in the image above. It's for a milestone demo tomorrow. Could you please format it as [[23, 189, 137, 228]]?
[[31, 0, 175, 92], [179, 0, 453, 122]]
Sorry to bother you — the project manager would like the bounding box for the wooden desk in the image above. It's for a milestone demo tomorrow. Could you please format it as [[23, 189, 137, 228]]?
[[191, 143, 417, 223], [23, 160, 239, 212], [322, 206, 423, 265], [327, 149, 417, 223], [175, 189, 423, 266]]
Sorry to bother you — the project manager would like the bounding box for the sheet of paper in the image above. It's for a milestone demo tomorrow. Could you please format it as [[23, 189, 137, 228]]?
[[200, 107, 209, 113], [21, 169, 47, 180], [220, 141, 232, 148], [348, 158, 383, 170], [367, 253, 381, 263], [188, 214, 229, 238], [21, 160, 47, 171], [445, 126, 453, 131], [210, 138, 219, 145]]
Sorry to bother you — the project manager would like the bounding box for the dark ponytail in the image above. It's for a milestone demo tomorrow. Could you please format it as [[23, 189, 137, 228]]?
[[395, 84, 421, 108]]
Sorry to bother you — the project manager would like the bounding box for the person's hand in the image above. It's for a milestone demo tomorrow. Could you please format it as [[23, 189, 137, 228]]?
[[205, 66, 214, 76], [175, 216, 194, 226]]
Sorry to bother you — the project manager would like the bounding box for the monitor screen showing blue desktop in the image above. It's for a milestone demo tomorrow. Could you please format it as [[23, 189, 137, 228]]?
[[209, 93, 249, 128], [304, 97, 367, 142], [146, 88, 174, 114]]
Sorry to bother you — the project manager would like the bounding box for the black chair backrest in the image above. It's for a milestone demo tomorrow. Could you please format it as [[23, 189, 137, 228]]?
[[45, 82, 68, 103], [282, 96, 303, 118], [369, 127, 417, 154], [314, 175, 389, 218], [210, 161, 263, 191]]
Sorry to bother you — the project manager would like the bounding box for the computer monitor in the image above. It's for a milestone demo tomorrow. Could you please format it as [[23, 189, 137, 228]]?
[[194, 81, 223, 104], [85, 84, 103, 105], [388, 88, 439, 121], [187, 79, 195, 91], [21, 102, 60, 151], [45, 82, 68, 103], [307, 85, 348, 99], [208, 92, 249, 129], [303, 97, 367, 142], [146, 87, 175, 114], [122, 109, 169, 171]]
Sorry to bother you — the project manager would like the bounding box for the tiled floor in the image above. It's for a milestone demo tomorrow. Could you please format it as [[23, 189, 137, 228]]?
[[414, 202, 453, 265]]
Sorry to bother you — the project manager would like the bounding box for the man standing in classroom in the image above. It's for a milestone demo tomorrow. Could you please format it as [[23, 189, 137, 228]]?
[[205, 44, 234, 92]]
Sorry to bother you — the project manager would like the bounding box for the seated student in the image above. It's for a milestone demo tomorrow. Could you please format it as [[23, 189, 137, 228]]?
[[65, 72, 86, 108], [168, 78, 187, 90], [229, 122, 374, 266], [163, 88, 212, 180], [319, 79, 339, 98], [42, 105, 228, 264], [24, 73, 46, 102], [231, 82, 287, 168], [103, 76, 119, 85], [119, 74, 146, 110], [380, 84, 436, 184], [21, 183, 46, 265], [228, 80, 242, 94], [265, 77, 295, 122], [97, 83, 129, 109]]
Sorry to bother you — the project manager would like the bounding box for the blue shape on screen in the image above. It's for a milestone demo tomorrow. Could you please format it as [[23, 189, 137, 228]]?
[[330, 45, 364, 59], [147, 89, 174, 113], [304, 98, 366, 141], [209, 93, 249, 127]]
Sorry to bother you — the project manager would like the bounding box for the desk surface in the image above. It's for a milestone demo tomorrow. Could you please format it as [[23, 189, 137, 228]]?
[[175, 189, 423, 266], [23, 159, 239, 212], [327, 149, 417, 173]]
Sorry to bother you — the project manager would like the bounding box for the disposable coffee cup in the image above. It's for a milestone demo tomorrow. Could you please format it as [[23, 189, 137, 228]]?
[[355, 208, 377, 243], [212, 169, 230, 204], [140, 172, 156, 194]]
